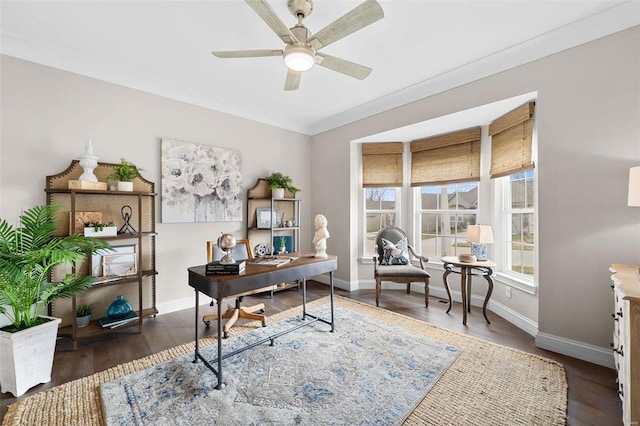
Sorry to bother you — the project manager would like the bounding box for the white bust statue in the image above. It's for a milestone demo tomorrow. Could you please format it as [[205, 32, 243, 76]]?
[[313, 214, 329, 258]]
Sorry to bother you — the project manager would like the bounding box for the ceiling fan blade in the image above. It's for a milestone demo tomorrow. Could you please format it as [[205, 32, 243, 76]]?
[[245, 0, 298, 44], [316, 53, 372, 80], [284, 69, 302, 91], [212, 49, 283, 58], [307, 0, 383, 51]]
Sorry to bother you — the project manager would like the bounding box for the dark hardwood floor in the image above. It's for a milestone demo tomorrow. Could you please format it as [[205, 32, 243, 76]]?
[[0, 282, 622, 425]]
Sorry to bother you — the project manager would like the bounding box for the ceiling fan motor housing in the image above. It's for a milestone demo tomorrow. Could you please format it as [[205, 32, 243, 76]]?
[[288, 0, 313, 19]]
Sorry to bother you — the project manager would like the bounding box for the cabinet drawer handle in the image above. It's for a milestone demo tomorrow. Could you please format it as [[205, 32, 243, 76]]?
[[618, 383, 624, 397]]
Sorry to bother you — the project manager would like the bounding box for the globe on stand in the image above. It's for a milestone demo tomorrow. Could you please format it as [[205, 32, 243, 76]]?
[[217, 233, 237, 264]]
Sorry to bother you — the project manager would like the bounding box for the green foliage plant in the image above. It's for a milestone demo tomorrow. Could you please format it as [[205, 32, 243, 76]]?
[[76, 304, 92, 317], [83, 221, 116, 232], [0, 204, 112, 332], [265, 172, 301, 197], [107, 158, 142, 182]]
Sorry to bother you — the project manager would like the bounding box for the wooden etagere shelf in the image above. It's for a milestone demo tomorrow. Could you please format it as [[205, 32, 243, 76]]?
[[45, 160, 158, 350], [247, 178, 301, 295]]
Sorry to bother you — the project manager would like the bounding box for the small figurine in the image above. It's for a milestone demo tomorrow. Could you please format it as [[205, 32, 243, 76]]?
[[313, 214, 329, 258]]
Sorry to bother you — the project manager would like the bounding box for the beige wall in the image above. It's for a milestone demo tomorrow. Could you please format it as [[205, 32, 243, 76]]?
[[1, 26, 639, 363], [310, 26, 640, 356], [0, 55, 312, 311]]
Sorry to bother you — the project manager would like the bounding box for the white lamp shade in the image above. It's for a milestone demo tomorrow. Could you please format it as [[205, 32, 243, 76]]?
[[628, 166, 640, 207], [466, 225, 494, 244], [283, 45, 315, 71]]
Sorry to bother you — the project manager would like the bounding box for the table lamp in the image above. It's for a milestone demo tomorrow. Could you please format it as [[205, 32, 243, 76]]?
[[466, 225, 494, 261]]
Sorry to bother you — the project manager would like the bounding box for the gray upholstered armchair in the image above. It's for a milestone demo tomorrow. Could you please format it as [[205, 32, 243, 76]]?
[[373, 226, 430, 307]]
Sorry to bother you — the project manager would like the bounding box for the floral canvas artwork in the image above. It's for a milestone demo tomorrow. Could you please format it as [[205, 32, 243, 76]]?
[[161, 139, 242, 223]]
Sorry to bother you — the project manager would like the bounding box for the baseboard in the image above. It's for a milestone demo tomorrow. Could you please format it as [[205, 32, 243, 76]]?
[[156, 296, 212, 316], [535, 332, 615, 369], [156, 275, 349, 316], [357, 279, 615, 367], [308, 273, 351, 291]]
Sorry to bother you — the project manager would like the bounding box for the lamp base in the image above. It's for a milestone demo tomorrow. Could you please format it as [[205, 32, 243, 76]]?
[[471, 243, 488, 261]]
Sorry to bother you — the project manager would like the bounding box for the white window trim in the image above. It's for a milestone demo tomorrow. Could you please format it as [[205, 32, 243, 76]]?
[[361, 187, 401, 260]]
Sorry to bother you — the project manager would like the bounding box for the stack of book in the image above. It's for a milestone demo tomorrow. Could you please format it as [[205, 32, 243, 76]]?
[[206, 259, 246, 275], [97, 311, 139, 329]]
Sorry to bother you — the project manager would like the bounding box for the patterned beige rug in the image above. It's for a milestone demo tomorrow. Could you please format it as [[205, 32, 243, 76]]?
[[2, 296, 567, 426]]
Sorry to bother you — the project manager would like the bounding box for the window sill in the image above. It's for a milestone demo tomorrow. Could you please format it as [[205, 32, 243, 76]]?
[[494, 272, 536, 295]]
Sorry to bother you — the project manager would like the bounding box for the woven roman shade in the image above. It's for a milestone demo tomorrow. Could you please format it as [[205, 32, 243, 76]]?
[[362, 142, 404, 187], [410, 127, 481, 186], [489, 102, 535, 178]]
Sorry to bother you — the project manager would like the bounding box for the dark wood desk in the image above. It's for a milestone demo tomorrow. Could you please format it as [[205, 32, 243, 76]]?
[[441, 256, 495, 325], [188, 254, 337, 389]]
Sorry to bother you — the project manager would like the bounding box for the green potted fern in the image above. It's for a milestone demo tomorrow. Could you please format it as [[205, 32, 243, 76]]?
[[265, 172, 301, 198], [0, 204, 112, 396], [75, 304, 93, 328], [107, 158, 142, 192]]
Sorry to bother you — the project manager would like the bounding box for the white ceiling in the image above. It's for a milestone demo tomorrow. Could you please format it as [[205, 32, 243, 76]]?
[[1, 1, 638, 136]]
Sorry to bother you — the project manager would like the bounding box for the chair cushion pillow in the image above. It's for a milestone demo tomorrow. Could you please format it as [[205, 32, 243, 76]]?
[[375, 264, 430, 278], [381, 237, 409, 265]]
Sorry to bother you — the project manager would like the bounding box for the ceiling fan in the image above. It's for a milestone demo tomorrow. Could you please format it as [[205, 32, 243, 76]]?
[[212, 0, 384, 91]]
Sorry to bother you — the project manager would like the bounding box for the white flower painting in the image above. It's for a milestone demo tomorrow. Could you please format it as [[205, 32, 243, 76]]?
[[161, 139, 242, 223]]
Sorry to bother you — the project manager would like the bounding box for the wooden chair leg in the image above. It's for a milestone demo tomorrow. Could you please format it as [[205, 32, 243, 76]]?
[[406, 283, 411, 294], [375, 278, 381, 307], [203, 300, 267, 338], [424, 279, 429, 307]]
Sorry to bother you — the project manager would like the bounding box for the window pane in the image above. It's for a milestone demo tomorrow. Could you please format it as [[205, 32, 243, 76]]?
[[511, 176, 525, 209], [417, 183, 477, 259], [510, 243, 533, 275], [365, 188, 396, 210], [523, 212, 534, 245], [525, 170, 534, 209]]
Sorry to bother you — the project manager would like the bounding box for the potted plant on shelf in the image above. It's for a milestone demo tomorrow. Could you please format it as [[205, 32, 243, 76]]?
[[107, 158, 143, 192], [0, 204, 112, 397], [265, 172, 301, 199], [83, 221, 117, 237], [75, 304, 92, 328]]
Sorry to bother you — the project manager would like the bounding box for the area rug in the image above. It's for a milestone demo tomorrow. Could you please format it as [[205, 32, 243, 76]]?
[[2, 296, 568, 426], [100, 304, 461, 425]]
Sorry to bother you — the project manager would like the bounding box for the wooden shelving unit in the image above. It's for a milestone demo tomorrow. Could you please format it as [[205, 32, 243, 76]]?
[[246, 178, 300, 294], [45, 160, 157, 350]]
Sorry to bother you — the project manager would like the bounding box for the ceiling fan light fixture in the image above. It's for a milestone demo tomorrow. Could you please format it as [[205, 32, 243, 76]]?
[[283, 45, 315, 71]]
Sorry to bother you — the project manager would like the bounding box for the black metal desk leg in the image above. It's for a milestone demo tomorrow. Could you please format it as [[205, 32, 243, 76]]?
[[216, 297, 225, 389], [193, 289, 199, 363], [302, 277, 307, 320], [330, 271, 335, 332]]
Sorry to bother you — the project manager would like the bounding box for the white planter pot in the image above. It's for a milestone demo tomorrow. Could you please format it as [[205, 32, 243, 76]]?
[[84, 226, 117, 237], [117, 181, 134, 192], [272, 188, 285, 199], [0, 316, 61, 397]]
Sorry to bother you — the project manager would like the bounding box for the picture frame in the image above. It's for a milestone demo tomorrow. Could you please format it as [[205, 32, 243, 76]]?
[[91, 244, 136, 277], [102, 252, 137, 277], [70, 211, 102, 234], [256, 207, 280, 229]]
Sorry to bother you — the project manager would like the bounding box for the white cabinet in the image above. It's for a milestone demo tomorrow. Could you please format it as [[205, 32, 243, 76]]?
[[610, 264, 639, 425]]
